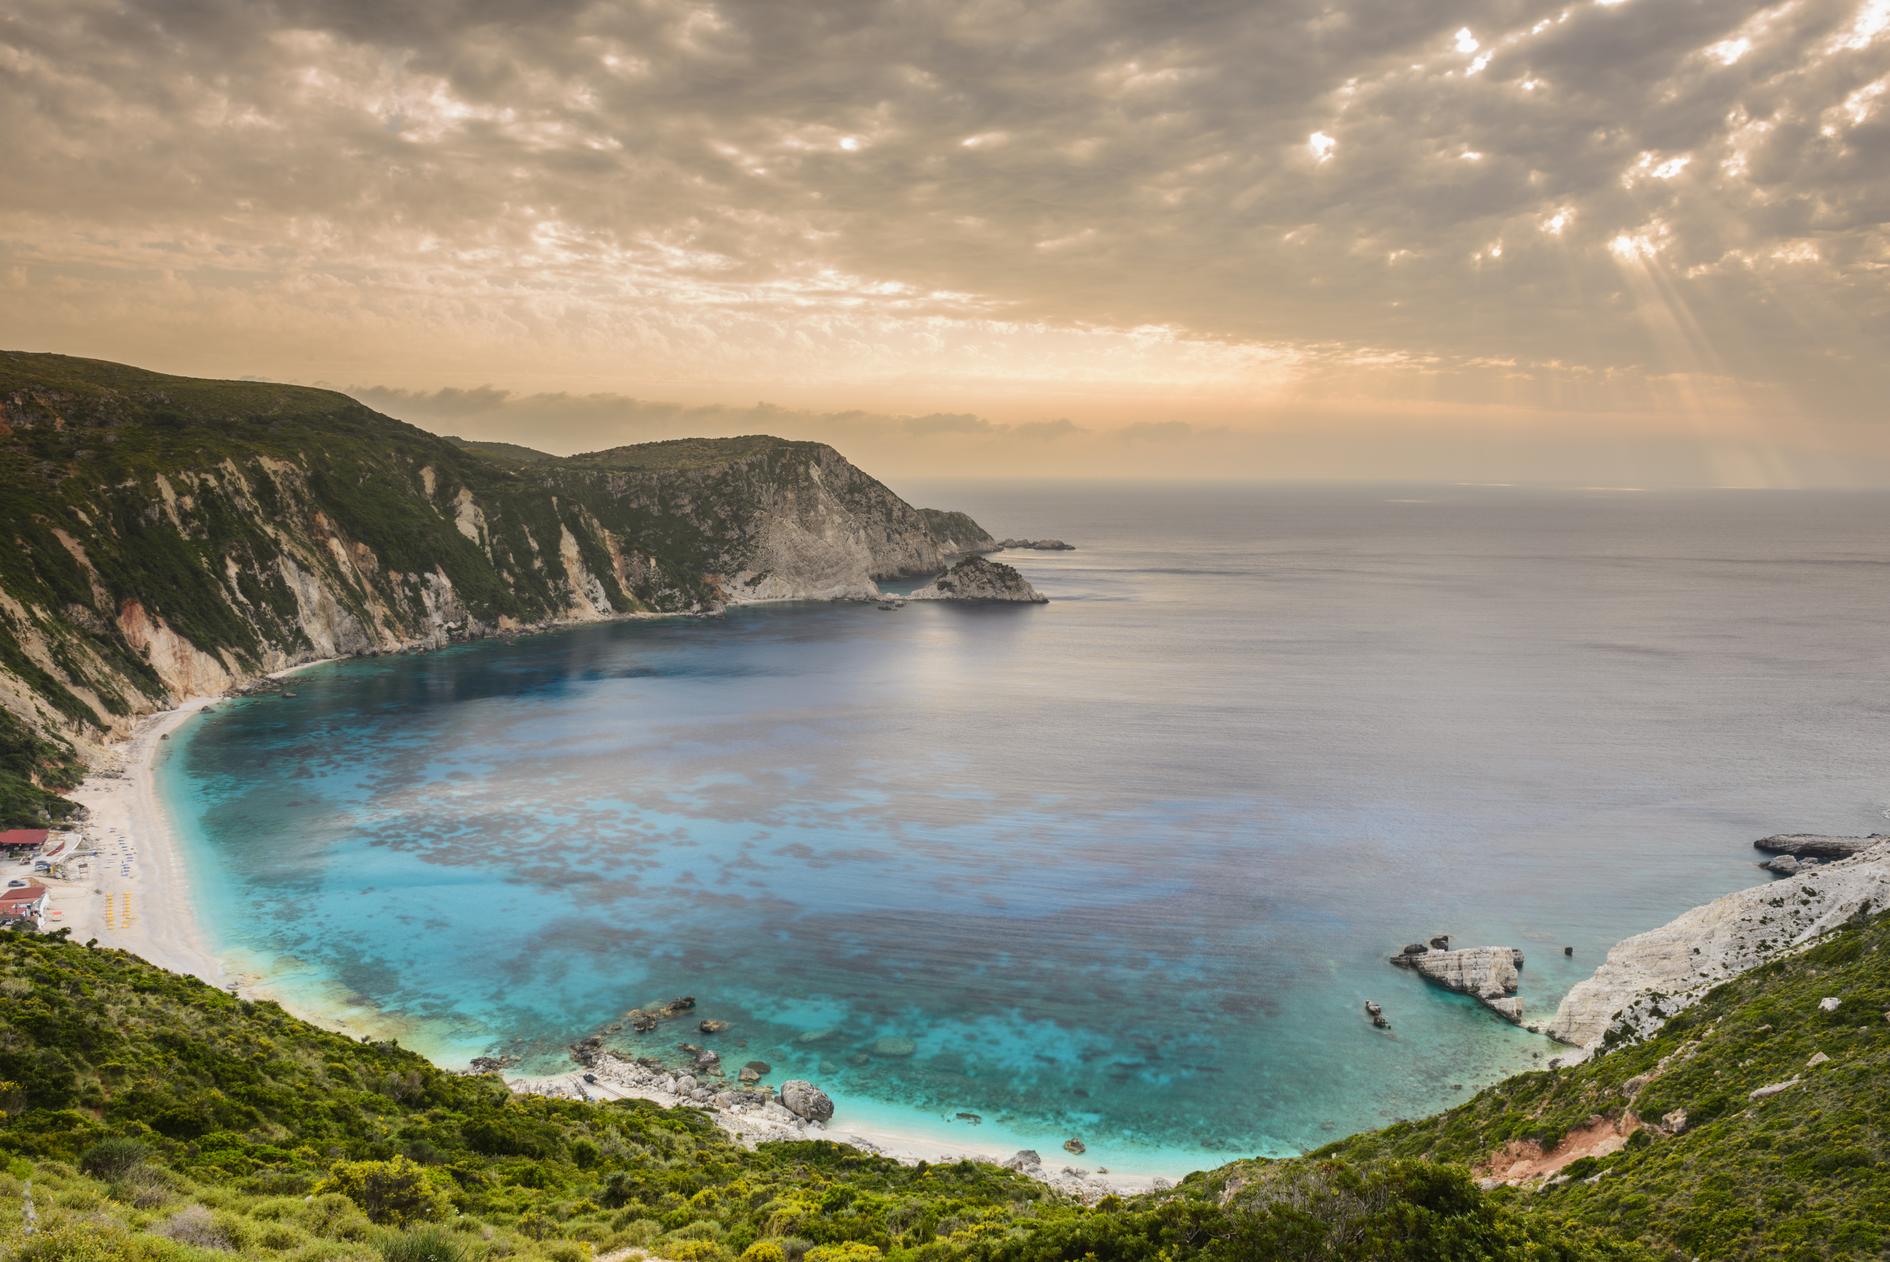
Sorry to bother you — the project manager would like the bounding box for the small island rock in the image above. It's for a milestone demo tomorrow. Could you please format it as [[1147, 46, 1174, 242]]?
[[908, 556, 1047, 603], [1390, 943, 1527, 1024]]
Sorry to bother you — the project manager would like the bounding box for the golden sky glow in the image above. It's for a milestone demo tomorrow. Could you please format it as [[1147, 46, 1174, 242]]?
[[3, 0, 1888, 483]]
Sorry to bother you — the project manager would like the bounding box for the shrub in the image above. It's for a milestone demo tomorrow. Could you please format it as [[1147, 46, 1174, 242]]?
[[76, 1137, 148, 1181], [155, 1203, 238, 1251], [316, 1155, 450, 1226], [802, 1245, 883, 1262], [7, 1222, 134, 1262], [380, 1224, 475, 1262], [740, 1243, 788, 1262]]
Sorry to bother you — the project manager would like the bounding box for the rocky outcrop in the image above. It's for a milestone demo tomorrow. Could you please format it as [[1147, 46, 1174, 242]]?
[[909, 556, 1047, 603], [1753, 833, 1886, 861], [1546, 840, 1890, 1055], [998, 538, 1075, 551], [1390, 943, 1526, 1023], [778, 1079, 835, 1123]]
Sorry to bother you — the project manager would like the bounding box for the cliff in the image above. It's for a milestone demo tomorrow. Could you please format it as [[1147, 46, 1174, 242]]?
[[0, 351, 994, 824]]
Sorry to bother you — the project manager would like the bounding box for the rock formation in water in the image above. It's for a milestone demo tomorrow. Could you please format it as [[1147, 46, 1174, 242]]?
[[1753, 833, 1887, 860], [997, 538, 1075, 551], [0, 351, 997, 824], [1390, 942, 1527, 1023], [1547, 838, 1890, 1056], [908, 555, 1048, 603]]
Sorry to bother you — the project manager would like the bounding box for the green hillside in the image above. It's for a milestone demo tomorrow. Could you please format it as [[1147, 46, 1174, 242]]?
[[0, 929, 1645, 1262], [6, 905, 1888, 1260]]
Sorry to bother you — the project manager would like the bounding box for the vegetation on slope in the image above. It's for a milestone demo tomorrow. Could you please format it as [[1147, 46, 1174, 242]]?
[[1208, 902, 1890, 1260], [0, 931, 1640, 1262]]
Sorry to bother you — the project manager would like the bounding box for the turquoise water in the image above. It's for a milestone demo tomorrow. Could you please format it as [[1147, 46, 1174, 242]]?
[[158, 483, 1890, 1174]]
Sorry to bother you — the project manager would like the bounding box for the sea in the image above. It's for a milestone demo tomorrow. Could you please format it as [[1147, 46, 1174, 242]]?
[[156, 482, 1890, 1176]]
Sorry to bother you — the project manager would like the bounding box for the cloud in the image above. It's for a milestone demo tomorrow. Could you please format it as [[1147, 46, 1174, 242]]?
[[1, 0, 1887, 483]]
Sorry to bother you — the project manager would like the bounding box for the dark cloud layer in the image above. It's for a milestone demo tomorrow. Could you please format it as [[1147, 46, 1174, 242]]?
[[2, 0, 1888, 482]]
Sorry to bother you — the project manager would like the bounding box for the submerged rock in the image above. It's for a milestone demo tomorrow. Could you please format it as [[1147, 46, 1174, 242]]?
[[870, 1035, 918, 1058], [779, 1079, 835, 1123], [908, 556, 1047, 604], [1390, 944, 1527, 1024], [1063, 1138, 1087, 1155]]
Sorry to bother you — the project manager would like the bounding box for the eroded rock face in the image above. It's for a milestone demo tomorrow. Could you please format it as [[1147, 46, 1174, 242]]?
[[778, 1079, 835, 1123], [908, 556, 1048, 603], [1547, 840, 1890, 1055], [1390, 945, 1526, 1024]]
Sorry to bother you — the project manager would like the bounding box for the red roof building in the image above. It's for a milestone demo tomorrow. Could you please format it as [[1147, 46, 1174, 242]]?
[[0, 880, 48, 927], [0, 829, 50, 850]]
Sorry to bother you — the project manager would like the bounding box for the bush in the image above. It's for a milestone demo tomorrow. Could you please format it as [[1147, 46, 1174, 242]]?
[[155, 1203, 239, 1250], [316, 1155, 450, 1226], [802, 1246, 882, 1262], [76, 1137, 149, 1181], [740, 1243, 788, 1262], [6, 1222, 133, 1262], [380, 1224, 475, 1262]]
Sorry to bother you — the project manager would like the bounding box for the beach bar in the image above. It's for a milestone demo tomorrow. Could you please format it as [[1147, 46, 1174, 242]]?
[[0, 828, 49, 858]]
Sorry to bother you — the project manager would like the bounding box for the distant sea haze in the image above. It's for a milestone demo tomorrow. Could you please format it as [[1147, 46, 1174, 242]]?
[[160, 483, 1890, 1172]]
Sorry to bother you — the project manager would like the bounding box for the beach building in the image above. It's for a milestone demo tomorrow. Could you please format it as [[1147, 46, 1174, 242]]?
[[0, 879, 49, 930], [0, 829, 49, 862]]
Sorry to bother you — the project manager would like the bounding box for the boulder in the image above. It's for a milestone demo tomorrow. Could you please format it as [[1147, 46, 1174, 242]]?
[[1749, 1076, 1802, 1100], [779, 1079, 835, 1124], [1003, 1150, 1043, 1171], [1661, 1108, 1688, 1134], [908, 556, 1047, 603], [1819, 996, 1841, 1012], [1363, 1001, 1382, 1017], [698, 1019, 728, 1034], [1063, 1138, 1087, 1155], [1759, 854, 1800, 876], [1428, 935, 1451, 951]]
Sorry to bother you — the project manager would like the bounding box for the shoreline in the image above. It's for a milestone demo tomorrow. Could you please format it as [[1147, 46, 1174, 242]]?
[[37, 619, 1873, 1203], [45, 656, 345, 994], [37, 628, 1182, 1198]]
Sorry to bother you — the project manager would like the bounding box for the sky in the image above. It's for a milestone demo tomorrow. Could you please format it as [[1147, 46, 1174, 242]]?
[[2, 1, 1888, 484]]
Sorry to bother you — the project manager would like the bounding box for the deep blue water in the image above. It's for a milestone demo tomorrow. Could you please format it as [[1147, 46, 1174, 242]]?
[[159, 483, 1890, 1173]]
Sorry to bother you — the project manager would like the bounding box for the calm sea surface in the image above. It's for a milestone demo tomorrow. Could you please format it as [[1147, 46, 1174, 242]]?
[[160, 483, 1890, 1173]]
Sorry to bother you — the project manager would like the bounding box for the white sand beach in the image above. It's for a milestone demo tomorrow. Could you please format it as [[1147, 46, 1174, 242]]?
[[43, 695, 230, 985]]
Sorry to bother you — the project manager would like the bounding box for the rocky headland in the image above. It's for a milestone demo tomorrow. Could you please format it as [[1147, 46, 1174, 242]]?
[[0, 352, 1001, 824], [1389, 938, 1528, 1023], [1545, 837, 1890, 1056], [909, 555, 1048, 603]]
